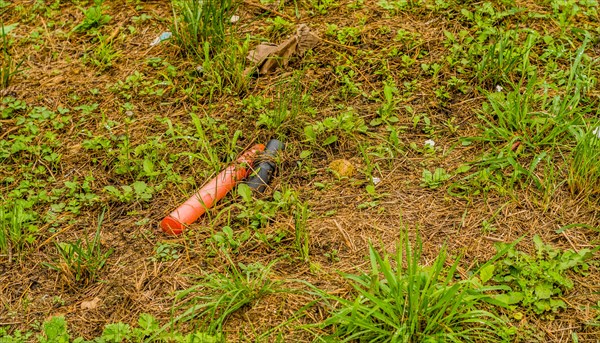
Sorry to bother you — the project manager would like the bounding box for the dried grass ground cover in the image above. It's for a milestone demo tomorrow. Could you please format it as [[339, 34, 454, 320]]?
[[1, 0, 600, 342]]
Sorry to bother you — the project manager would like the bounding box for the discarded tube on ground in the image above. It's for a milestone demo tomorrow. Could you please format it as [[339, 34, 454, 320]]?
[[246, 139, 284, 193], [160, 144, 265, 235]]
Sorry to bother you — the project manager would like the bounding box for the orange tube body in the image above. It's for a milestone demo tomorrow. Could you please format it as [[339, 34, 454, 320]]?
[[161, 144, 265, 235]]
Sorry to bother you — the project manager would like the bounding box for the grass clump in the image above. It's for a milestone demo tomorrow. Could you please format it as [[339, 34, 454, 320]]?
[[44, 210, 113, 285], [568, 124, 600, 196], [0, 202, 38, 262], [171, 0, 236, 57], [171, 257, 279, 335], [1, 22, 25, 89], [319, 234, 511, 342]]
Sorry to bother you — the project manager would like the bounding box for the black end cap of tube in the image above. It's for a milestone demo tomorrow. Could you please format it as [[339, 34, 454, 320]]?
[[246, 139, 284, 192]]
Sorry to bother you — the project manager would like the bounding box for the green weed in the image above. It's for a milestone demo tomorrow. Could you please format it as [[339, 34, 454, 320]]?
[[104, 181, 155, 203], [71, 0, 112, 34], [294, 201, 310, 263], [34, 314, 222, 343], [82, 34, 120, 70], [568, 124, 600, 195], [475, 29, 537, 86], [1, 22, 25, 89], [194, 39, 250, 98], [0, 202, 38, 262], [151, 242, 182, 262], [171, 0, 236, 56], [44, 210, 113, 284], [304, 108, 368, 148], [235, 183, 298, 230], [172, 257, 280, 335], [420, 168, 450, 189], [482, 235, 595, 314], [319, 234, 511, 342]]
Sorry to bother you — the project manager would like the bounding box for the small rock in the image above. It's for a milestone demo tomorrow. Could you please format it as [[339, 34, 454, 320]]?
[[230, 15, 240, 24], [329, 159, 355, 177]]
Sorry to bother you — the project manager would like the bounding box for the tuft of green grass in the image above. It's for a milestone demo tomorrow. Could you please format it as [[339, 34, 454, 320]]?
[[0, 202, 38, 262], [171, 0, 236, 57], [44, 210, 113, 284], [1, 22, 25, 89], [319, 234, 512, 342], [568, 124, 600, 196], [171, 256, 280, 335]]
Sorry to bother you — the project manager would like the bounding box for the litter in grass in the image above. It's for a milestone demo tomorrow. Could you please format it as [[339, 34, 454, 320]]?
[[246, 139, 284, 193], [80, 297, 101, 310], [161, 145, 265, 235], [329, 159, 355, 178], [149, 31, 172, 47], [245, 24, 319, 76]]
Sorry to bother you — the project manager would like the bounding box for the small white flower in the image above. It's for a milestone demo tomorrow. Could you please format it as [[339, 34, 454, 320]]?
[[495, 85, 503, 92], [593, 127, 600, 139], [372, 177, 381, 185], [424, 139, 435, 148]]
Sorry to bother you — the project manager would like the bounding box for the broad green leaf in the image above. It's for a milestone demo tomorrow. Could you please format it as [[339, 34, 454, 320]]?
[[237, 183, 252, 203], [494, 292, 523, 305], [480, 264, 495, 284], [534, 283, 553, 299], [0, 23, 17, 36], [323, 135, 338, 145]]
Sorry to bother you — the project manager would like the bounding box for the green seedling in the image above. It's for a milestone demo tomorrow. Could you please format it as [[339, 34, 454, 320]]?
[[72, 0, 112, 34], [151, 242, 181, 262], [421, 168, 450, 189], [104, 181, 155, 203]]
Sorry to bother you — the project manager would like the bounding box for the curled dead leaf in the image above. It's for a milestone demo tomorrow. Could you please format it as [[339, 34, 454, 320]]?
[[245, 24, 320, 76], [80, 297, 101, 310]]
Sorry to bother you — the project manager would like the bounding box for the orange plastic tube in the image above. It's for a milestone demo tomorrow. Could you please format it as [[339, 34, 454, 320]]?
[[161, 144, 265, 235]]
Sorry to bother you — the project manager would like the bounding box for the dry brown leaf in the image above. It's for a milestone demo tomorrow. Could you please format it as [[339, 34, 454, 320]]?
[[245, 24, 320, 76], [296, 24, 320, 55], [80, 297, 101, 310]]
